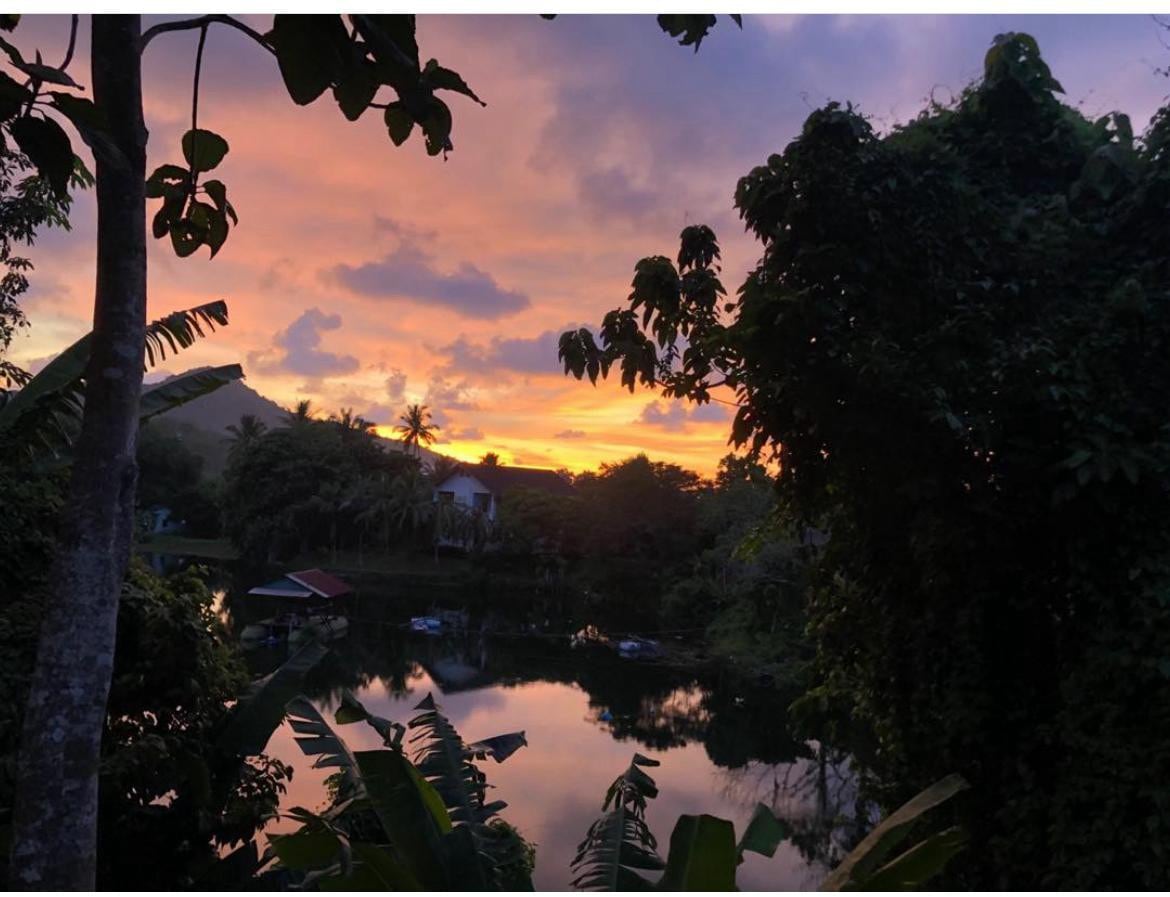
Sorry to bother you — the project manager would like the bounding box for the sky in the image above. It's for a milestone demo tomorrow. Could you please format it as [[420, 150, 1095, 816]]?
[[7, 14, 1170, 474]]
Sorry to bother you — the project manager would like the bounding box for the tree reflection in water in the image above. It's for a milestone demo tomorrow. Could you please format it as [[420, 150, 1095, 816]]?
[[236, 604, 874, 882]]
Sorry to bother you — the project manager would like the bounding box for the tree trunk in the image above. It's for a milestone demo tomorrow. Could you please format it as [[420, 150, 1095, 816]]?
[[8, 15, 147, 890]]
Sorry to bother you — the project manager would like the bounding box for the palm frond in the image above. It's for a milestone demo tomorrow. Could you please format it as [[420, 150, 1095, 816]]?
[[570, 753, 665, 891]]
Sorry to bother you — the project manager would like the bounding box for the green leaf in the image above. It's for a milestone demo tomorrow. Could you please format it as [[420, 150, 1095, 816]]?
[[269, 829, 346, 871], [384, 102, 413, 146], [181, 128, 229, 173], [139, 364, 243, 421], [353, 749, 450, 888], [422, 59, 485, 106], [820, 773, 969, 891], [9, 114, 74, 197], [857, 826, 968, 891], [738, 802, 789, 860], [659, 814, 737, 890]]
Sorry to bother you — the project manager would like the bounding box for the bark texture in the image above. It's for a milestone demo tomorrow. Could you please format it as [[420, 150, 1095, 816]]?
[[8, 15, 147, 890]]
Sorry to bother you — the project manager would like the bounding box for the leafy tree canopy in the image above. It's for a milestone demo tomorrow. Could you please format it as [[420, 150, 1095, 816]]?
[[560, 32, 1170, 888]]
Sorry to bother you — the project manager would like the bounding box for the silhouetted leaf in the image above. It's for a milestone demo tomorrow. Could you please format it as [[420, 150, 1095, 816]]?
[[47, 92, 127, 170], [422, 59, 485, 106], [333, 58, 380, 121], [139, 364, 242, 421], [9, 114, 74, 197], [181, 128, 229, 173], [384, 102, 413, 146], [268, 14, 350, 105]]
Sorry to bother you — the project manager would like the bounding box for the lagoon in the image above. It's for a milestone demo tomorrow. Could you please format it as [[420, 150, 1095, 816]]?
[[245, 621, 865, 890]]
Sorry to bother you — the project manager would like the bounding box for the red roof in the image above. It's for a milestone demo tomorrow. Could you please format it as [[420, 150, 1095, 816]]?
[[287, 569, 352, 599]]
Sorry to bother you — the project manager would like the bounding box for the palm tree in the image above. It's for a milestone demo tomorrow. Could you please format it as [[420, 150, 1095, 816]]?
[[283, 398, 315, 428], [224, 414, 267, 462], [397, 403, 439, 458], [332, 406, 377, 441]]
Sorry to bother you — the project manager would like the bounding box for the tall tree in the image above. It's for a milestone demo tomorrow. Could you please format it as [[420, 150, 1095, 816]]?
[[0, 13, 737, 886], [223, 412, 267, 461], [397, 402, 439, 458], [282, 398, 314, 428]]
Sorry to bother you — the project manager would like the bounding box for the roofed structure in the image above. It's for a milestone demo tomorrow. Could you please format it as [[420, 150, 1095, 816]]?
[[447, 463, 576, 498], [247, 568, 352, 600]]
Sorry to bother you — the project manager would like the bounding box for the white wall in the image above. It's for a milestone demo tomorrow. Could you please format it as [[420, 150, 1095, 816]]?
[[434, 473, 496, 521]]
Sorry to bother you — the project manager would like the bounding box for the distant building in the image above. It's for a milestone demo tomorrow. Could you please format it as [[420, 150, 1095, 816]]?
[[432, 462, 575, 523]]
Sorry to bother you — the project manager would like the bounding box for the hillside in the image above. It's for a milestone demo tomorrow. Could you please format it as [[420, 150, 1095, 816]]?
[[151, 372, 442, 476], [159, 374, 288, 433]]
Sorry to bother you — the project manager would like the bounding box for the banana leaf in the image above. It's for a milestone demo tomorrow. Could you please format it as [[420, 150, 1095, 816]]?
[[820, 773, 969, 891], [139, 364, 242, 420], [658, 813, 737, 891], [570, 753, 665, 891]]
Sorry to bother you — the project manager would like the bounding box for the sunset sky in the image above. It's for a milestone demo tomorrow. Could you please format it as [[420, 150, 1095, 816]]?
[[9, 14, 1170, 474]]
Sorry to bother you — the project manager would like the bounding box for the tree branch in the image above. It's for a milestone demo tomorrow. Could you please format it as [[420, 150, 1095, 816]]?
[[139, 14, 274, 56]]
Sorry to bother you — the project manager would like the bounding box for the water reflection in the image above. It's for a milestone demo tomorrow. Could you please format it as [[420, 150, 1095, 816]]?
[[250, 623, 867, 890]]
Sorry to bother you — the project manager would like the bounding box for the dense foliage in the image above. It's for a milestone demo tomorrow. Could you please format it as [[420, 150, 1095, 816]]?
[[0, 446, 289, 888], [221, 408, 413, 562], [561, 33, 1170, 888], [0, 146, 75, 389]]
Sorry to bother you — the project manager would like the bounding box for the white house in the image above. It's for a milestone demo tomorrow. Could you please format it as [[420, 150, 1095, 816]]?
[[433, 462, 575, 523]]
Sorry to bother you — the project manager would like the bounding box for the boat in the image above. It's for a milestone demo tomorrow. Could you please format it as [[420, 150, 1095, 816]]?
[[410, 616, 443, 634], [616, 637, 661, 659], [239, 569, 352, 645], [408, 608, 469, 634]]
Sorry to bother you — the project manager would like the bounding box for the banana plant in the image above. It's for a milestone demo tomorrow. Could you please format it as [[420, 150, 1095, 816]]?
[[0, 299, 240, 456], [572, 755, 968, 891], [264, 690, 532, 890]]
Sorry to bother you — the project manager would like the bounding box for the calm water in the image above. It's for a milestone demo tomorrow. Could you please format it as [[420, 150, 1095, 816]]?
[[244, 619, 868, 891]]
